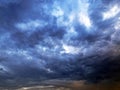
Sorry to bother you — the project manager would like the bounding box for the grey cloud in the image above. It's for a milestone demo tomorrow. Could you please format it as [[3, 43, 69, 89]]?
[[0, 0, 120, 88]]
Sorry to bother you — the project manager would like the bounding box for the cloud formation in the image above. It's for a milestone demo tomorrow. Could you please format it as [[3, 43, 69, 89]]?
[[0, 0, 120, 88]]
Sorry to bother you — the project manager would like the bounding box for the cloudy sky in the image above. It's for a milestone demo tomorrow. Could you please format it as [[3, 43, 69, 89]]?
[[0, 0, 120, 88]]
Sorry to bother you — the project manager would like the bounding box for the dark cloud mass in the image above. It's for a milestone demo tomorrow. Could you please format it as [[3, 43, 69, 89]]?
[[0, 0, 120, 88]]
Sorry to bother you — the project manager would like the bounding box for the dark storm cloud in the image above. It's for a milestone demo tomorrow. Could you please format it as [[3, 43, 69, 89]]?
[[0, 0, 120, 88]]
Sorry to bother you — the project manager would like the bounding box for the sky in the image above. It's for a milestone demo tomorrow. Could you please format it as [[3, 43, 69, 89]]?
[[0, 0, 120, 88]]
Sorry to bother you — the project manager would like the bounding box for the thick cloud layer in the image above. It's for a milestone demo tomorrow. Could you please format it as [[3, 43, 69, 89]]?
[[0, 0, 120, 88]]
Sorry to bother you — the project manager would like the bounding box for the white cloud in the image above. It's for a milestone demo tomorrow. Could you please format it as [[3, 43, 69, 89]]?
[[77, 0, 92, 29], [68, 13, 75, 23], [15, 20, 47, 31], [61, 44, 80, 55], [51, 6, 64, 17], [114, 17, 120, 30], [78, 12, 92, 28], [0, 64, 10, 74], [103, 5, 120, 20]]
